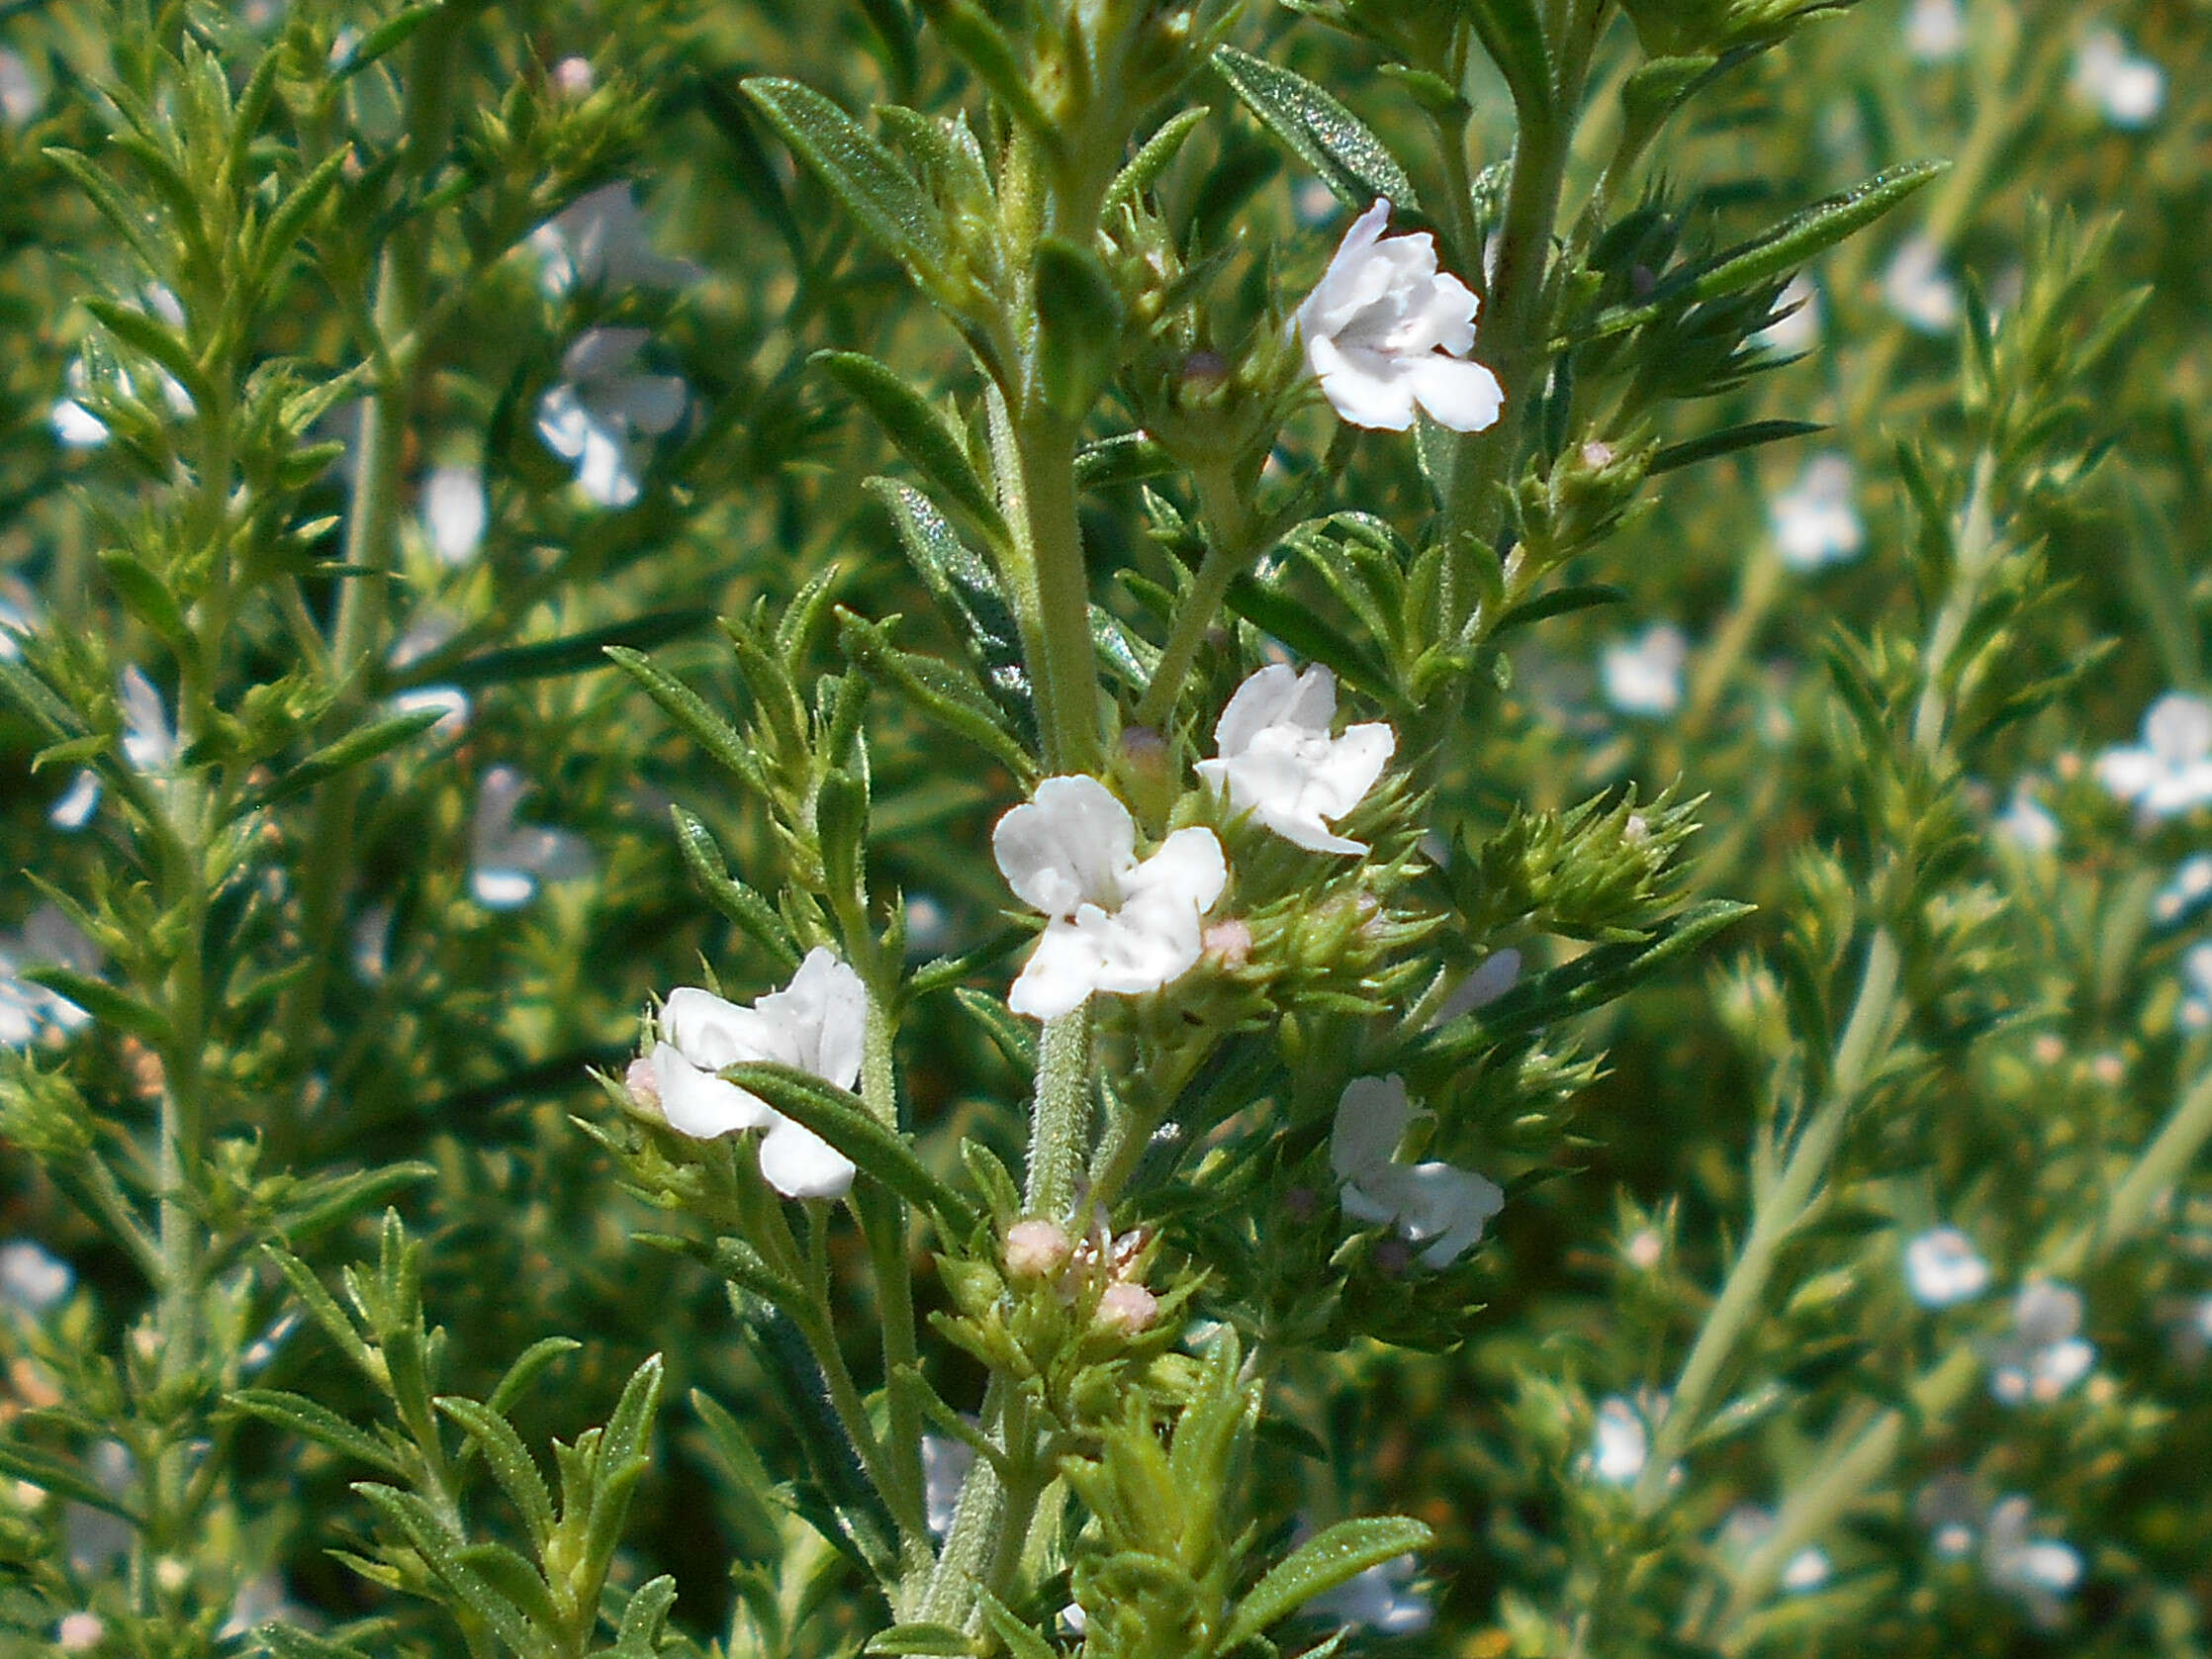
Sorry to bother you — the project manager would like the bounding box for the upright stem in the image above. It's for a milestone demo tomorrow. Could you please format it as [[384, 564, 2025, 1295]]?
[[1133, 461, 1260, 732], [1014, 412, 1104, 778], [1026, 1013, 1094, 1218], [1632, 929, 1901, 1515], [276, 21, 459, 1110], [1908, 450, 1997, 758]]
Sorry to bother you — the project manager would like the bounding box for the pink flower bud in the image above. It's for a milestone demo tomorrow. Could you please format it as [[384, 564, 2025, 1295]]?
[[1095, 1281, 1159, 1335], [1004, 1219, 1072, 1281], [623, 1055, 664, 1118], [552, 56, 595, 98], [1202, 917, 1252, 968]]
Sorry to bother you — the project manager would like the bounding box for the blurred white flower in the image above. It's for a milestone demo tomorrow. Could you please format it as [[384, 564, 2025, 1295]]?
[[469, 766, 595, 909], [921, 1433, 972, 1537], [1903, 0, 1966, 62], [1430, 948, 1521, 1028], [0, 1240, 71, 1312], [1993, 782, 2060, 855], [1882, 233, 1961, 334], [1601, 622, 1690, 718], [2178, 942, 2212, 1032], [2094, 694, 2212, 820], [2070, 28, 2163, 129], [1307, 1550, 1432, 1635], [1982, 1495, 2082, 1628], [1988, 1280, 2095, 1405], [119, 665, 177, 777], [648, 948, 867, 1199], [422, 465, 489, 564], [530, 181, 700, 297], [1296, 198, 1503, 433], [993, 776, 1226, 1020], [0, 904, 99, 1049], [1770, 453, 1864, 572], [389, 685, 471, 742], [1754, 271, 1822, 354], [56, 1613, 104, 1654], [536, 327, 686, 508], [1196, 664, 1394, 854], [1720, 1509, 1829, 1592], [1903, 1226, 1989, 1307], [1915, 1471, 1981, 1559], [0, 47, 40, 128], [1590, 1396, 1650, 1486], [1331, 1075, 1503, 1269], [551, 55, 595, 99], [2154, 855, 2212, 926], [48, 770, 101, 831]]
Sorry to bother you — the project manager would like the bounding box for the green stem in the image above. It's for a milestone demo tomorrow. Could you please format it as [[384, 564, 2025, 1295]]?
[[857, 995, 928, 1589], [275, 19, 458, 1116], [1014, 412, 1103, 777], [1026, 1012, 1094, 1218], [1908, 450, 1997, 759], [921, 1378, 1009, 1623], [1632, 928, 1901, 1515], [1132, 461, 1260, 731]]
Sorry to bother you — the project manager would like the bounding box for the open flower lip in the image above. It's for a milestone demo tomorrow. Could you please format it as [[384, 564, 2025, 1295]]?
[[1198, 664, 1396, 855], [1297, 199, 1504, 434]]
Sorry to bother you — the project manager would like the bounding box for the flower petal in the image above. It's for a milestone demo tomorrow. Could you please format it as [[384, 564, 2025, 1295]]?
[[759, 1116, 857, 1200], [1407, 353, 1504, 433], [992, 776, 1138, 917], [652, 1043, 775, 1137]]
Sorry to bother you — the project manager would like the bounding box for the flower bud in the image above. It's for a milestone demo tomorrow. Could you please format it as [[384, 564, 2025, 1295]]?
[[552, 55, 594, 98], [1004, 1219, 1072, 1282], [1095, 1281, 1159, 1335], [622, 1055, 666, 1124], [1202, 918, 1252, 969], [58, 1613, 104, 1653]]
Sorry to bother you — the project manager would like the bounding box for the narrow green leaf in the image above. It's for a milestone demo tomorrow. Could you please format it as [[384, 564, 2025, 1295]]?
[[742, 76, 945, 269], [1075, 432, 1176, 489], [353, 1484, 544, 1657], [392, 609, 714, 691], [253, 1627, 386, 1659], [1212, 46, 1418, 213], [1225, 574, 1397, 704], [435, 1397, 557, 1547], [82, 296, 212, 412], [43, 148, 166, 273], [484, 1336, 583, 1418], [1650, 419, 1824, 475], [266, 1161, 436, 1244], [605, 646, 770, 795], [245, 709, 446, 809], [1106, 107, 1211, 207], [914, 0, 1053, 138], [636, 1232, 806, 1309], [1034, 237, 1124, 418], [609, 1576, 682, 1656], [976, 1590, 1060, 1659], [1490, 584, 1628, 636], [720, 1062, 977, 1234], [1225, 1516, 1433, 1648], [96, 549, 190, 647], [328, 4, 443, 78], [20, 968, 170, 1045], [0, 1439, 142, 1521], [818, 353, 1006, 538], [452, 1542, 562, 1629], [0, 658, 82, 742], [866, 1623, 976, 1656], [248, 147, 351, 293], [867, 479, 1033, 741], [670, 805, 803, 973], [260, 1244, 376, 1375], [1462, 0, 1555, 117], [230, 1389, 410, 1478], [839, 611, 1035, 780]]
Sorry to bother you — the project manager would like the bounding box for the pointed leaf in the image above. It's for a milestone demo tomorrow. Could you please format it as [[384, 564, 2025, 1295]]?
[[435, 1397, 556, 1547], [605, 646, 770, 794], [817, 352, 1006, 538], [1034, 236, 1123, 418], [1226, 1517, 1432, 1648], [742, 76, 945, 269], [720, 1062, 977, 1234], [867, 1624, 976, 1656], [1650, 419, 1824, 475], [1212, 47, 1418, 213], [670, 805, 803, 972], [393, 609, 714, 691], [246, 709, 448, 809]]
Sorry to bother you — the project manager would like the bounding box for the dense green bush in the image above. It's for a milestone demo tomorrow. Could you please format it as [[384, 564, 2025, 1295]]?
[[2, 0, 2209, 1655]]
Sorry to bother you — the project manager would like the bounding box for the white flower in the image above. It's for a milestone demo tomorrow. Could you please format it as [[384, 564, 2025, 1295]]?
[[1601, 622, 1690, 718], [1589, 1396, 1649, 1486], [1993, 782, 2060, 855], [2094, 694, 2212, 820], [1754, 271, 1822, 354], [1330, 1075, 1504, 1269], [1882, 233, 1961, 334], [0, 47, 41, 128], [1770, 453, 1864, 572], [992, 776, 1227, 1020], [422, 465, 488, 564], [1903, 1227, 1989, 1308], [2070, 28, 2163, 129], [529, 181, 700, 297], [2154, 855, 2212, 926], [1429, 948, 1521, 1029], [1195, 664, 1395, 854], [921, 1433, 973, 1538], [1915, 1472, 1981, 1559], [1, 905, 99, 1049], [535, 327, 687, 508], [0, 1240, 71, 1312], [1903, 0, 1966, 62], [389, 685, 471, 743], [1308, 1551, 1432, 1635], [56, 1613, 104, 1654], [1988, 1280, 2095, 1405], [119, 665, 177, 777], [648, 947, 867, 1199], [1295, 199, 1503, 433], [469, 766, 595, 909], [48, 771, 101, 831], [1982, 1496, 2082, 1628]]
